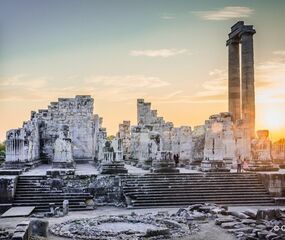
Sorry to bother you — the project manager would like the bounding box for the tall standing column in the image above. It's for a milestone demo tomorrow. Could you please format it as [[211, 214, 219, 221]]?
[[241, 30, 256, 139], [228, 38, 241, 123]]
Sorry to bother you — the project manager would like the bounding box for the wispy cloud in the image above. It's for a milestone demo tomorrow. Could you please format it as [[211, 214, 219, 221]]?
[[0, 74, 48, 88], [160, 13, 176, 20], [0, 74, 170, 103], [193, 6, 254, 21], [130, 49, 188, 58], [273, 50, 285, 56], [86, 75, 170, 88], [255, 51, 285, 103]]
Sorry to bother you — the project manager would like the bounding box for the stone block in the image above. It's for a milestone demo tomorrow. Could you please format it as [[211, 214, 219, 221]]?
[[29, 219, 48, 237]]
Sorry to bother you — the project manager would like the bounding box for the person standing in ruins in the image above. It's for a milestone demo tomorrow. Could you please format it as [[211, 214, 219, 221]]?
[[237, 155, 242, 173], [242, 158, 249, 172]]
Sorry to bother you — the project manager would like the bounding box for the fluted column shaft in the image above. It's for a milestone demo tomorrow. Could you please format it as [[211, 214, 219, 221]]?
[[241, 33, 255, 139], [228, 40, 241, 123]]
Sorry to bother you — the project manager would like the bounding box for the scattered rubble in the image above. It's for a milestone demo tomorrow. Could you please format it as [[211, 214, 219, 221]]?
[[0, 228, 12, 240], [48, 204, 285, 240]]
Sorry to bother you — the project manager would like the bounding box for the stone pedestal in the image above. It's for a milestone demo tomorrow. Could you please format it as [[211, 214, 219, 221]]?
[[100, 161, 128, 174], [151, 151, 179, 173], [52, 126, 75, 169], [201, 159, 230, 172], [247, 160, 279, 172]]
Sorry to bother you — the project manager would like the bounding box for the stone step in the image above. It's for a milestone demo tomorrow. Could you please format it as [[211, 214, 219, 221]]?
[[123, 180, 260, 184], [130, 200, 275, 208], [124, 174, 259, 178], [123, 173, 274, 207], [16, 186, 52, 190], [14, 194, 91, 199], [13, 198, 88, 203], [15, 193, 91, 198], [16, 190, 63, 194], [14, 175, 93, 212], [131, 198, 275, 205], [124, 180, 261, 187], [128, 191, 269, 197], [18, 176, 46, 179], [125, 174, 258, 178], [124, 184, 264, 191], [131, 195, 273, 201]]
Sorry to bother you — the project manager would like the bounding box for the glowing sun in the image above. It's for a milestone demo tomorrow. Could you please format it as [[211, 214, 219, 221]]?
[[262, 108, 285, 131]]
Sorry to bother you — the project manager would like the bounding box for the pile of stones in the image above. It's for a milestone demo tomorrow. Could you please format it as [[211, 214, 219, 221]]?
[[49, 209, 203, 240], [49, 203, 285, 240], [215, 208, 285, 240], [0, 228, 11, 240]]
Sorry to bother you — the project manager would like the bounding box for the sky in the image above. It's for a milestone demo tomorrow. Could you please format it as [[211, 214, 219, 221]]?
[[0, 0, 285, 142]]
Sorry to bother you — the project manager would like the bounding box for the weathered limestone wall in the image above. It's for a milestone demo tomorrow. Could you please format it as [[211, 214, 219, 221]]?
[[117, 121, 131, 160], [191, 125, 205, 165], [251, 130, 272, 161], [0, 176, 17, 203], [171, 126, 192, 165], [5, 118, 40, 163], [129, 125, 162, 169], [258, 173, 285, 197], [272, 139, 285, 162], [5, 95, 103, 164], [202, 112, 235, 171], [133, 99, 193, 168], [40, 96, 98, 160]]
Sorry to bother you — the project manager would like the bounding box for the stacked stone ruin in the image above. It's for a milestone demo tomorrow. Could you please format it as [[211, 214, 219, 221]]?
[[5, 96, 104, 168]]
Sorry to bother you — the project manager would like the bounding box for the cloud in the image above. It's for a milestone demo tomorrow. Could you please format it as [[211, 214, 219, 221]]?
[[195, 69, 227, 98], [86, 75, 170, 88], [273, 50, 285, 56], [0, 74, 170, 103], [160, 13, 176, 20], [255, 51, 285, 103], [130, 49, 188, 58], [193, 6, 254, 20], [0, 74, 48, 89]]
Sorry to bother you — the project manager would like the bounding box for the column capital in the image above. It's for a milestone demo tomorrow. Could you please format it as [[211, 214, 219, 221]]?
[[239, 25, 256, 37], [226, 37, 240, 46]]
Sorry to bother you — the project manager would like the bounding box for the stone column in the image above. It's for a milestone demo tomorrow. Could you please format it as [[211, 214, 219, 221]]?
[[241, 30, 255, 139], [227, 38, 241, 123]]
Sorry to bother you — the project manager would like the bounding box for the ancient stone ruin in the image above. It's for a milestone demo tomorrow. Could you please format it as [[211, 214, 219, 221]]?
[[0, 20, 284, 240]]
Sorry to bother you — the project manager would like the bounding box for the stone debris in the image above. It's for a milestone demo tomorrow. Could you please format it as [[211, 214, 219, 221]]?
[[0, 228, 12, 240], [29, 219, 49, 238], [214, 208, 285, 240]]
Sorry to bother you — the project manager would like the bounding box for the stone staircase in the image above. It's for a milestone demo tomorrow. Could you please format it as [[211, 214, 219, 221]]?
[[122, 173, 275, 208], [13, 175, 93, 213]]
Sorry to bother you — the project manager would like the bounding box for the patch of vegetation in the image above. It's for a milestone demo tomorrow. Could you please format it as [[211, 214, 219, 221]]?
[[0, 142, 5, 162]]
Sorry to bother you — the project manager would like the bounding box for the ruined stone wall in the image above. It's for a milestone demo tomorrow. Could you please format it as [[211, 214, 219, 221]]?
[[117, 121, 131, 160], [203, 112, 235, 164], [39, 96, 97, 160], [5, 117, 40, 163], [251, 130, 272, 161], [191, 125, 205, 164], [131, 99, 193, 167], [0, 176, 17, 203], [272, 139, 285, 161], [5, 95, 102, 163], [137, 99, 165, 126]]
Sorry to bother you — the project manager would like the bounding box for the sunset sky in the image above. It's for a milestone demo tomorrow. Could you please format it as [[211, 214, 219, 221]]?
[[0, 0, 285, 142]]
